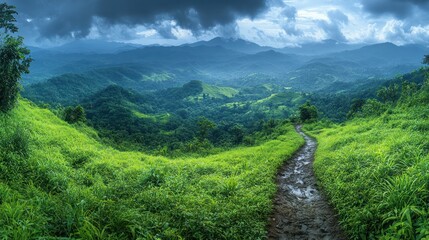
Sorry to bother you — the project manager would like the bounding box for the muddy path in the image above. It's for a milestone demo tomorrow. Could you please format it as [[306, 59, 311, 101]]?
[[267, 125, 346, 240]]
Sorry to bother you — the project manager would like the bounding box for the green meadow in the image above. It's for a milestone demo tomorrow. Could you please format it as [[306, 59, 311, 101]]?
[[0, 100, 303, 239]]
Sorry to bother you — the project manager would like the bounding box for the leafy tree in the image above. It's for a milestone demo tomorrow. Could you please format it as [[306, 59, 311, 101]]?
[[347, 99, 366, 119], [399, 81, 418, 104], [0, 3, 31, 112], [423, 55, 429, 65], [424, 55, 429, 81], [299, 101, 318, 122], [262, 119, 277, 134], [64, 105, 86, 124], [230, 124, 244, 144], [197, 117, 216, 141], [361, 99, 386, 116], [377, 84, 400, 103]]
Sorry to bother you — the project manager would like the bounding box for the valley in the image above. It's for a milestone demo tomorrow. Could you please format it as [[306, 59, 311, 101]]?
[[1, 2, 429, 238], [9, 37, 429, 239], [21, 39, 428, 155]]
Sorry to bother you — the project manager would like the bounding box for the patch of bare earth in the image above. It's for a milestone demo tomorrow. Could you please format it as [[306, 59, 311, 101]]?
[[267, 125, 346, 240]]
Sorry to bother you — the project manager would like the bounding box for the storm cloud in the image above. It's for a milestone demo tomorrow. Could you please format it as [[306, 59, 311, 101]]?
[[361, 0, 429, 19], [317, 10, 349, 42], [5, 0, 429, 47], [6, 0, 268, 39], [280, 5, 301, 36]]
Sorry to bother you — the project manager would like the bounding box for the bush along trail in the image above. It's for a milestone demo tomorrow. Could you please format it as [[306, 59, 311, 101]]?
[[267, 125, 345, 240]]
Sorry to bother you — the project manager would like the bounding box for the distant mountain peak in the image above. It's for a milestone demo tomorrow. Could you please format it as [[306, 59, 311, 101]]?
[[203, 37, 258, 45], [187, 37, 271, 54], [254, 49, 284, 57], [371, 42, 397, 47], [321, 39, 339, 44], [360, 42, 398, 51], [49, 39, 141, 54], [210, 36, 236, 41], [209, 37, 251, 44]]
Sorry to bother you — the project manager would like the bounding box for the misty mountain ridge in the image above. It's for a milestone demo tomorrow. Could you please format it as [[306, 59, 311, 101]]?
[[24, 37, 427, 96], [47, 39, 142, 54], [187, 37, 273, 54], [279, 39, 364, 56], [31, 37, 426, 58]]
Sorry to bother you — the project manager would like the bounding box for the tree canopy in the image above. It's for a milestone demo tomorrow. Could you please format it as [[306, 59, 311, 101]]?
[[299, 101, 318, 122], [0, 3, 31, 112], [423, 55, 429, 65]]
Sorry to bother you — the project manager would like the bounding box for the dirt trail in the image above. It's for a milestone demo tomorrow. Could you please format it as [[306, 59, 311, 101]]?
[[267, 125, 346, 240]]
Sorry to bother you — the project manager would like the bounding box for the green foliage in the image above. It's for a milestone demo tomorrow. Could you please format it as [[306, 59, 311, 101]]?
[[64, 105, 86, 124], [197, 117, 216, 141], [0, 4, 31, 112], [361, 99, 387, 117], [299, 101, 318, 122], [0, 125, 31, 183], [230, 124, 245, 144], [423, 55, 429, 65], [68, 83, 305, 154], [347, 98, 366, 119], [306, 74, 429, 239], [0, 3, 18, 33], [399, 81, 419, 105], [0, 100, 304, 239], [377, 84, 400, 103]]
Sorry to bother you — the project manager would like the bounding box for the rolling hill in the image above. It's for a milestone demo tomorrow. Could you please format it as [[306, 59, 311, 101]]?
[[25, 38, 426, 94], [0, 99, 303, 239]]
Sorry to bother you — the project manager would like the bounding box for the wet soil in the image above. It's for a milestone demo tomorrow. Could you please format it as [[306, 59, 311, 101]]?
[[267, 125, 346, 240]]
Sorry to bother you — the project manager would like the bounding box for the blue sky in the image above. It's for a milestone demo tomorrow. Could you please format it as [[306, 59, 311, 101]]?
[[6, 0, 429, 47]]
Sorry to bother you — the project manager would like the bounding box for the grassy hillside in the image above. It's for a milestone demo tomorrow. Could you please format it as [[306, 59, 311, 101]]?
[[22, 65, 188, 105], [200, 83, 238, 99], [0, 100, 303, 239], [250, 91, 306, 119], [305, 75, 429, 239]]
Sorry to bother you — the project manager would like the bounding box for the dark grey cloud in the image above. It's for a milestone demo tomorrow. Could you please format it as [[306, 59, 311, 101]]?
[[6, 0, 268, 39], [361, 0, 429, 19], [317, 10, 349, 42], [212, 23, 240, 39], [280, 5, 302, 36], [268, 0, 286, 8], [151, 21, 178, 39]]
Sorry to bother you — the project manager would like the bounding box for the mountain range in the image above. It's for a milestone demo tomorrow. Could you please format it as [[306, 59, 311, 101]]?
[[24, 37, 427, 96]]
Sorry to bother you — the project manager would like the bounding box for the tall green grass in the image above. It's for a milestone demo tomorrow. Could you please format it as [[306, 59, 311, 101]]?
[[306, 104, 429, 239], [0, 100, 304, 239]]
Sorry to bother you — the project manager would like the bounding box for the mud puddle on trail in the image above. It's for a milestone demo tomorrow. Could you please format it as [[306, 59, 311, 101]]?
[[267, 125, 346, 240]]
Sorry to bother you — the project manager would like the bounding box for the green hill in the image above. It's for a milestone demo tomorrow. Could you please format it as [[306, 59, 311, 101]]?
[[22, 65, 188, 105], [183, 81, 239, 101], [0, 99, 303, 239], [78, 82, 244, 151], [245, 91, 306, 119], [201, 82, 238, 98]]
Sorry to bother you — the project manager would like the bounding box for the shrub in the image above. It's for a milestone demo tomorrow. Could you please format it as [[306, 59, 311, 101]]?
[[2, 127, 30, 158], [299, 101, 318, 122], [64, 105, 86, 124], [0, 127, 31, 182]]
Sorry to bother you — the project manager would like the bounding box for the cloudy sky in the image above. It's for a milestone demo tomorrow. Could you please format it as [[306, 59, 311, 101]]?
[[4, 0, 429, 47]]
